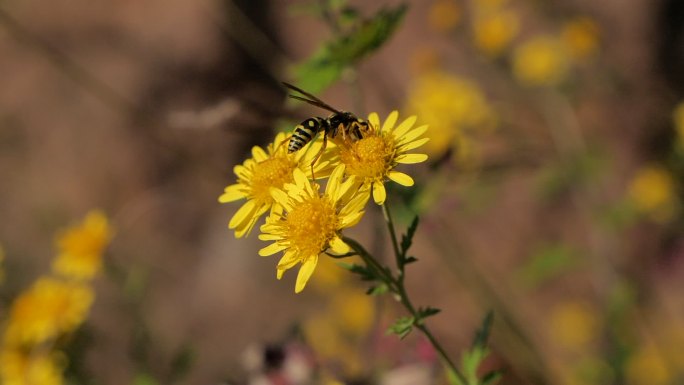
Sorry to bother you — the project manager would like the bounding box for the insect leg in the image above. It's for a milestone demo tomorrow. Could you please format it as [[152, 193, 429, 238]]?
[[310, 133, 328, 180]]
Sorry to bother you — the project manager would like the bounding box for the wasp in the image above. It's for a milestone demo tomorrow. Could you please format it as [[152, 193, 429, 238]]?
[[282, 82, 370, 178]]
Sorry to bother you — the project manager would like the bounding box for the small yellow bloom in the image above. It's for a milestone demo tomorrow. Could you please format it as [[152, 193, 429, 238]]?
[[628, 165, 678, 223], [625, 345, 672, 385], [548, 301, 599, 352], [428, 0, 461, 33], [0, 349, 64, 385], [472, 10, 519, 57], [219, 132, 334, 238], [513, 35, 570, 87], [330, 289, 375, 336], [338, 111, 429, 205], [52, 211, 112, 280], [4, 277, 94, 346], [406, 71, 496, 158], [562, 17, 600, 61], [259, 165, 369, 293]]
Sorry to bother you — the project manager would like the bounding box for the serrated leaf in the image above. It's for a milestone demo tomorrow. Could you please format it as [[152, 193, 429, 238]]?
[[388, 316, 415, 339], [400, 216, 419, 255], [367, 282, 389, 296], [417, 306, 441, 322], [337, 262, 376, 281], [328, 4, 407, 63], [472, 311, 494, 349]]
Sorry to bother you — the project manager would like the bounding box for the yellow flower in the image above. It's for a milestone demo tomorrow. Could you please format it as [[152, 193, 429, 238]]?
[[472, 10, 519, 57], [330, 289, 375, 336], [258, 165, 369, 293], [52, 211, 112, 280], [406, 71, 496, 158], [3, 278, 94, 346], [428, 0, 461, 33], [562, 17, 600, 61], [513, 35, 570, 87], [548, 301, 599, 352], [628, 165, 678, 223], [338, 111, 429, 205], [0, 349, 64, 385], [625, 345, 672, 385], [219, 132, 334, 238]]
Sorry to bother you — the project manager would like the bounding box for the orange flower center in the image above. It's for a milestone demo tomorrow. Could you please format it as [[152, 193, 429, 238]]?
[[285, 195, 338, 257], [339, 135, 394, 179], [250, 156, 295, 204]]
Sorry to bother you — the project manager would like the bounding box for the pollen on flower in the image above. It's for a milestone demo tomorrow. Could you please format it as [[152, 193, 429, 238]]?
[[340, 135, 394, 179], [285, 195, 338, 257], [250, 157, 296, 204]]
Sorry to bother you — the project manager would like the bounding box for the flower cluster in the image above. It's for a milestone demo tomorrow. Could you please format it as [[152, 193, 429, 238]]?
[[0, 211, 113, 385], [220, 112, 429, 292]]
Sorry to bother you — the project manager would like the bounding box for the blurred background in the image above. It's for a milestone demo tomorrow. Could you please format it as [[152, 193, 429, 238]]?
[[0, 0, 683, 384]]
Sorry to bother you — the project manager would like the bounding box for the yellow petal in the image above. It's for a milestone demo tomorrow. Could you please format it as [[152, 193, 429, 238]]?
[[233, 165, 250, 178], [340, 187, 370, 216], [368, 112, 381, 129], [397, 124, 428, 144], [382, 111, 399, 133], [258, 233, 281, 241], [388, 171, 414, 186], [259, 242, 287, 256], [325, 164, 346, 197], [395, 153, 428, 164], [292, 168, 313, 195], [329, 236, 351, 254], [270, 188, 291, 210], [228, 200, 258, 229], [277, 251, 299, 271], [392, 115, 418, 137], [218, 185, 247, 203], [340, 211, 365, 228], [399, 137, 430, 151], [372, 182, 387, 205], [252, 146, 268, 161], [295, 255, 318, 293]]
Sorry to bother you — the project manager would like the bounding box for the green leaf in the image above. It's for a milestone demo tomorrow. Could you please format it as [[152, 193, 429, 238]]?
[[367, 282, 389, 296], [416, 306, 441, 323], [290, 3, 408, 94], [400, 216, 419, 256], [328, 4, 407, 63], [387, 316, 415, 339], [481, 370, 503, 385], [472, 311, 494, 349], [133, 373, 158, 385], [516, 243, 580, 288], [337, 262, 376, 281]]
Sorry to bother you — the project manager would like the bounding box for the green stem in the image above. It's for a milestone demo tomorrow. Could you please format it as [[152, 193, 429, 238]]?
[[381, 202, 403, 276], [342, 236, 467, 384]]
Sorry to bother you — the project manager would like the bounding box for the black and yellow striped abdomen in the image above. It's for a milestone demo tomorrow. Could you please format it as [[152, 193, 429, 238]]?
[[288, 117, 328, 153]]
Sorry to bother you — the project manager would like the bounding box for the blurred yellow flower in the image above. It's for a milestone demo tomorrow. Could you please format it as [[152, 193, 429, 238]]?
[[219, 132, 334, 238], [338, 111, 429, 205], [513, 35, 570, 87], [330, 289, 375, 336], [406, 70, 496, 158], [52, 210, 112, 280], [0, 349, 64, 385], [548, 301, 599, 352], [562, 17, 600, 61], [259, 165, 369, 293], [627, 165, 678, 223], [625, 345, 672, 385], [4, 277, 94, 346], [428, 0, 461, 33], [473, 10, 519, 57], [303, 313, 364, 375]]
